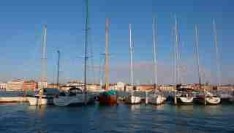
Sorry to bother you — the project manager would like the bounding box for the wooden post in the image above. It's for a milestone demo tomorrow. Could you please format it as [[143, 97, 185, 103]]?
[[39, 88, 43, 107], [174, 89, 177, 105], [145, 91, 148, 104], [203, 85, 206, 105]]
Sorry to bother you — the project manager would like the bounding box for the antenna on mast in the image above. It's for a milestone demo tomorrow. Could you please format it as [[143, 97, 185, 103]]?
[[38, 25, 47, 107], [41, 25, 47, 88], [194, 25, 202, 86], [174, 15, 180, 85], [84, 0, 90, 103], [152, 16, 158, 89], [195, 25, 206, 105], [213, 19, 221, 86], [104, 18, 110, 90], [129, 24, 134, 87]]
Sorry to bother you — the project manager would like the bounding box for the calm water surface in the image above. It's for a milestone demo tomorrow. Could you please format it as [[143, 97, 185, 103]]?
[[0, 103, 233, 133]]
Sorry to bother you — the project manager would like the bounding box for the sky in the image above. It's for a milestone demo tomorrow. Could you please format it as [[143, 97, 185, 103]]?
[[0, 0, 233, 85]]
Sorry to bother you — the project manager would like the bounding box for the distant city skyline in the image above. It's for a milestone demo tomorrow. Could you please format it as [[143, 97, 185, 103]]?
[[0, 0, 233, 85]]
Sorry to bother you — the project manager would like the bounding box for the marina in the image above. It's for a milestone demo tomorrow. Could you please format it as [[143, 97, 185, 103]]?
[[0, 0, 234, 132], [0, 89, 233, 105]]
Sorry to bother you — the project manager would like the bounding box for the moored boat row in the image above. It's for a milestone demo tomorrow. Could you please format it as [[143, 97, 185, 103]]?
[[1, 88, 233, 106], [2, 0, 232, 108]]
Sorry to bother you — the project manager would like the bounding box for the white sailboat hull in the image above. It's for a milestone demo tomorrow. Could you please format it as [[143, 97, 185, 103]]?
[[125, 96, 141, 104], [27, 97, 48, 106], [179, 97, 194, 104], [53, 94, 94, 106], [206, 97, 221, 105], [149, 95, 166, 105]]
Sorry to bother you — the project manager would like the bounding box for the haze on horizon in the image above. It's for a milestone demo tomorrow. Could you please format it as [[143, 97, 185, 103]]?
[[0, 0, 233, 85]]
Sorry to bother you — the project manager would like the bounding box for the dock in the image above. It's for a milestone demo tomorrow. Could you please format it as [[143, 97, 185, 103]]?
[[0, 97, 28, 103]]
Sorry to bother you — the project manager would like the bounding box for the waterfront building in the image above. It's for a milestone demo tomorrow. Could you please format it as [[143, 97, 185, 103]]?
[[87, 84, 101, 91], [22, 80, 37, 91], [125, 85, 138, 92], [6, 79, 24, 91], [217, 85, 234, 91], [66, 80, 84, 87], [47, 83, 60, 89], [159, 85, 175, 91], [38, 81, 48, 89], [136, 85, 154, 92], [125, 85, 132, 92], [180, 84, 193, 89], [0, 82, 7, 91], [114, 82, 125, 91], [203, 85, 215, 91]]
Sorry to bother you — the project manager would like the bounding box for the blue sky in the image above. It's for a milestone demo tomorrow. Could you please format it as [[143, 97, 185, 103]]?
[[0, 0, 233, 84]]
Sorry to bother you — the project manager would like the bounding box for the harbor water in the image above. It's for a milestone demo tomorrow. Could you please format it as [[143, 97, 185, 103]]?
[[0, 103, 233, 133]]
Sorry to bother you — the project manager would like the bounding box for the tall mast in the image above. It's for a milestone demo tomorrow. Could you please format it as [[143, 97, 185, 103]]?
[[56, 50, 60, 88], [194, 25, 202, 86], [174, 15, 180, 85], [172, 17, 176, 85], [195, 25, 205, 105], [84, 0, 89, 102], [38, 25, 47, 107], [213, 20, 221, 86], [152, 17, 157, 89], [104, 18, 110, 90], [41, 25, 47, 88], [129, 24, 134, 86]]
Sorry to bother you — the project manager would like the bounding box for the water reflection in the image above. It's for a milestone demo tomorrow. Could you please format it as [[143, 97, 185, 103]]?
[[129, 104, 141, 111], [175, 105, 194, 111], [173, 104, 224, 116], [27, 105, 46, 117], [203, 105, 222, 115], [0, 103, 233, 133], [152, 104, 166, 110]]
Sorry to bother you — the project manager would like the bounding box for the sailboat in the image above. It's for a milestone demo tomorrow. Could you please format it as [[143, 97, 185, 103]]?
[[205, 21, 221, 105], [172, 16, 194, 105], [176, 85, 194, 104], [98, 18, 118, 105], [27, 25, 50, 106], [212, 20, 226, 104], [196, 90, 221, 105], [193, 24, 221, 105], [125, 24, 141, 104], [148, 17, 166, 105], [53, 0, 95, 106], [53, 87, 95, 106]]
